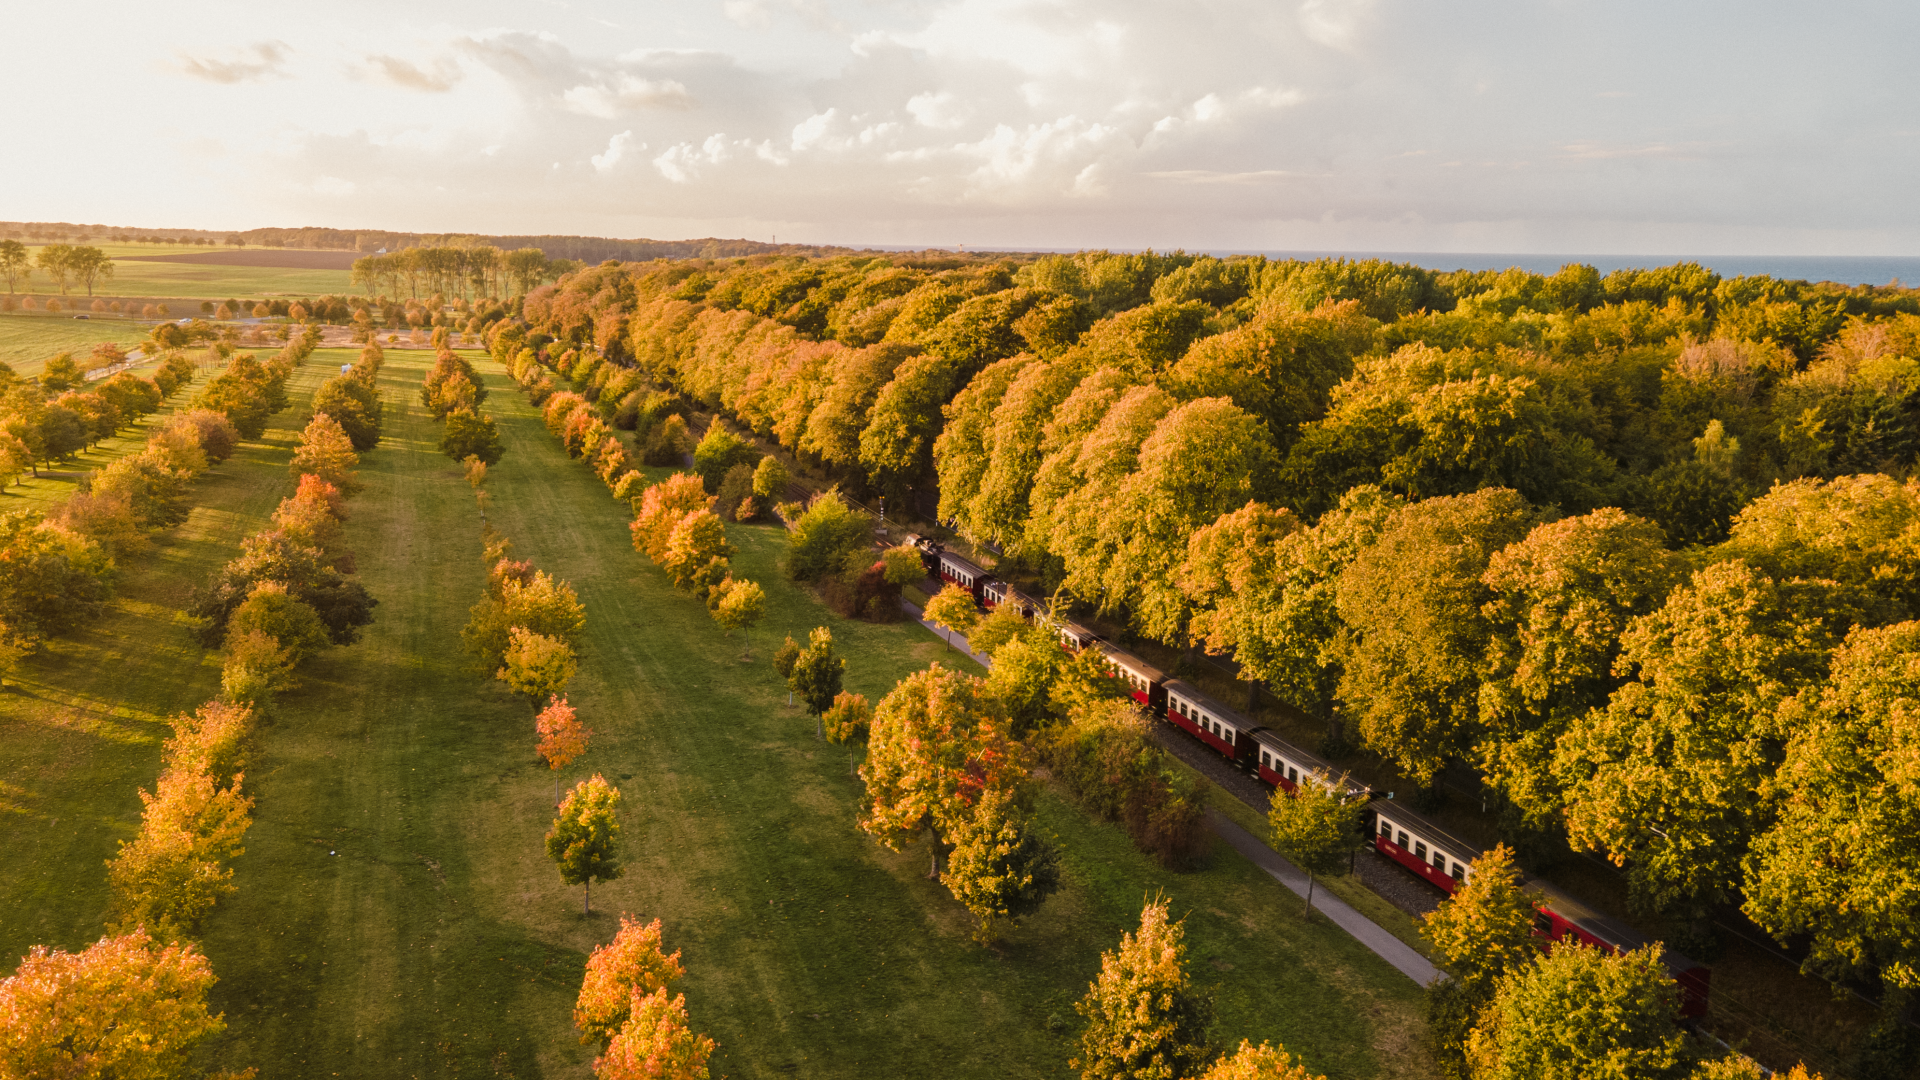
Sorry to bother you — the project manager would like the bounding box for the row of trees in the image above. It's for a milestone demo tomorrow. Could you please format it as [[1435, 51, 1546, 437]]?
[[0, 240, 114, 295], [351, 245, 576, 301], [0, 338, 368, 1080]]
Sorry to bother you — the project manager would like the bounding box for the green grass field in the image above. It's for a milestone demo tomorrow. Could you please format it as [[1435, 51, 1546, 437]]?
[[11, 243, 353, 300], [0, 349, 1431, 1079], [0, 312, 156, 374]]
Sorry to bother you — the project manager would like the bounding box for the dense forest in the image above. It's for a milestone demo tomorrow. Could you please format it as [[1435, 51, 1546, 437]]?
[[499, 250, 1920, 1007]]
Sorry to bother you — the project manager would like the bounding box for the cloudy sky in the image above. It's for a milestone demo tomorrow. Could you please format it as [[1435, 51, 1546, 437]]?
[[8, 0, 1917, 254]]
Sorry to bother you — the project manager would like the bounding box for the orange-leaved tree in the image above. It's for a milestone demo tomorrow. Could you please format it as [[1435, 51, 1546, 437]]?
[[860, 663, 1027, 878], [575, 915, 685, 1048], [0, 929, 244, 1079], [594, 988, 715, 1080], [537, 696, 591, 806]]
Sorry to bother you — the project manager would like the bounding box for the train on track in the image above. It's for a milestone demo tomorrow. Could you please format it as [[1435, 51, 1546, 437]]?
[[907, 534, 1712, 1017]]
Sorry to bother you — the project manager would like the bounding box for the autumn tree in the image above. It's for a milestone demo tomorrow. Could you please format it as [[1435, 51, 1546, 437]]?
[[942, 786, 1061, 943], [1478, 510, 1679, 826], [1465, 943, 1687, 1080], [225, 581, 331, 665], [1198, 1041, 1326, 1080], [1073, 897, 1213, 1080], [661, 510, 732, 594], [1743, 620, 1920, 995], [921, 581, 979, 651], [1266, 769, 1366, 917], [290, 412, 361, 494], [1557, 559, 1845, 917], [0, 238, 29, 293], [463, 570, 586, 672], [0, 930, 233, 1079], [1420, 844, 1541, 1075], [441, 409, 505, 465], [106, 767, 255, 939], [708, 576, 765, 656], [789, 625, 845, 737], [860, 663, 1025, 877], [1336, 488, 1540, 788], [595, 989, 716, 1080], [575, 914, 686, 1048], [537, 696, 591, 806], [499, 626, 578, 702], [772, 634, 801, 704], [751, 455, 789, 502], [631, 473, 711, 563], [312, 375, 383, 451], [548, 774, 624, 915]]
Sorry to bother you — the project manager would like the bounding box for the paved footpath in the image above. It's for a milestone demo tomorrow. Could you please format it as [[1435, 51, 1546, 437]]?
[[902, 595, 1443, 986]]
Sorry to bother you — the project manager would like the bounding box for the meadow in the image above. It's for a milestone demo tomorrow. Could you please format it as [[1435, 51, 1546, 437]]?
[[0, 312, 155, 374], [12, 242, 354, 301], [0, 347, 1432, 1079]]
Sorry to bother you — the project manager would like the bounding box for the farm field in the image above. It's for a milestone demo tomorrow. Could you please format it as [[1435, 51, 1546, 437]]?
[[12, 242, 353, 300], [0, 346, 1434, 1078], [0, 312, 155, 374]]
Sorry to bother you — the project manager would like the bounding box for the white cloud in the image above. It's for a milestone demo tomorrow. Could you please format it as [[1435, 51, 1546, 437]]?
[[179, 41, 290, 84], [592, 130, 640, 172], [907, 91, 969, 130], [1298, 0, 1377, 51], [363, 54, 462, 93], [312, 175, 356, 197], [561, 74, 693, 118]]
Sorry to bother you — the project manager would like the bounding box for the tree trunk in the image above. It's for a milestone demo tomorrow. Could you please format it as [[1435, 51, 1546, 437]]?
[[1246, 679, 1259, 712], [1303, 874, 1315, 919], [585, 878, 591, 916], [927, 826, 942, 880], [555, 772, 561, 807]]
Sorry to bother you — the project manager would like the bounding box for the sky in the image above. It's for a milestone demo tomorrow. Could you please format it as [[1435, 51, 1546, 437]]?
[[7, 0, 1919, 255]]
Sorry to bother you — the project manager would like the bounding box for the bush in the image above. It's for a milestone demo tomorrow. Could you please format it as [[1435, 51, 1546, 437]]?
[[784, 491, 872, 582], [1043, 700, 1209, 869], [226, 581, 332, 664], [441, 409, 505, 465], [693, 422, 760, 492], [714, 463, 756, 522], [313, 375, 383, 451], [641, 414, 691, 466]]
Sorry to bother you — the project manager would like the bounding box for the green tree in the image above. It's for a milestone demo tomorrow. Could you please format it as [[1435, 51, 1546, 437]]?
[[66, 246, 115, 296], [1072, 897, 1213, 1080], [1465, 942, 1688, 1080], [463, 570, 587, 671], [35, 243, 73, 294], [751, 455, 789, 501], [984, 633, 1063, 735], [880, 544, 927, 586], [783, 490, 870, 581], [1744, 620, 1920, 994], [1165, 299, 1374, 450], [1266, 769, 1365, 916], [312, 375, 383, 451], [0, 238, 30, 292], [942, 786, 1061, 943], [41, 353, 82, 394], [859, 352, 957, 501], [788, 625, 844, 737], [691, 420, 758, 492], [225, 581, 331, 665], [1557, 560, 1846, 917], [1335, 488, 1540, 787], [548, 774, 624, 915], [920, 581, 978, 651], [440, 409, 505, 465], [1478, 510, 1679, 825]]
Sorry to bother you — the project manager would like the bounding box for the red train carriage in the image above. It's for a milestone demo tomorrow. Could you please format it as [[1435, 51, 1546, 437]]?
[[1163, 679, 1258, 768], [935, 549, 991, 605], [1525, 880, 1712, 1019], [1372, 802, 1713, 1018], [1098, 643, 1167, 713], [1248, 728, 1357, 798], [1370, 803, 1480, 893], [1055, 619, 1098, 653]]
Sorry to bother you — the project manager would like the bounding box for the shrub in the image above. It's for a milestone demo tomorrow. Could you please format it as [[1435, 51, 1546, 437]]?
[[692, 422, 759, 492], [714, 463, 756, 522], [784, 491, 871, 582], [225, 581, 331, 664], [441, 409, 505, 465], [641, 414, 691, 466], [1043, 700, 1209, 869]]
